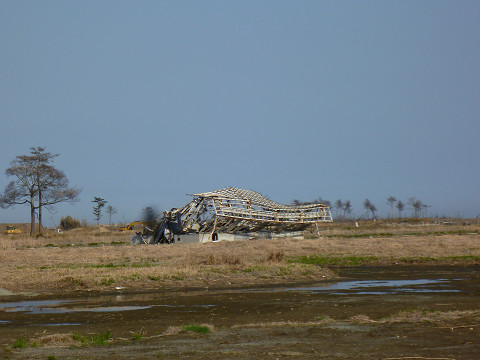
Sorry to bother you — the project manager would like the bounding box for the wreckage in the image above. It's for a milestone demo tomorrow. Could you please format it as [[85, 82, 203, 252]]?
[[131, 187, 332, 244]]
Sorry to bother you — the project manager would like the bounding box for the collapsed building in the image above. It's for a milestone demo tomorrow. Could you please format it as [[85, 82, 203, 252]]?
[[131, 187, 332, 244]]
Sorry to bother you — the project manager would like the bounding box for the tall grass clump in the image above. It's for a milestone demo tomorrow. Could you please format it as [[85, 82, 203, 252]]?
[[266, 250, 285, 262], [204, 253, 244, 266]]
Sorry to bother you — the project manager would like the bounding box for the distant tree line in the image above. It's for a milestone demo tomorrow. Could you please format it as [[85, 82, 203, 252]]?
[[291, 195, 430, 220]]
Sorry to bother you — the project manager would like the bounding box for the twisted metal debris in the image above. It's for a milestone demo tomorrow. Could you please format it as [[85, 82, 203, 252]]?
[[133, 187, 332, 244]]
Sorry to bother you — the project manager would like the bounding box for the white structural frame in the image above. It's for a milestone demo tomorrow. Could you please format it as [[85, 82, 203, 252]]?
[[175, 187, 332, 235]]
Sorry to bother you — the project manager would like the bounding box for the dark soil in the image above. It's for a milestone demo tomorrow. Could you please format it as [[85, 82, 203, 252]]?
[[1, 266, 479, 359]]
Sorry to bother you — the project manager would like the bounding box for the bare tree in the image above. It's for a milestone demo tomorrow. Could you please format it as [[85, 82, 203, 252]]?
[[39, 169, 80, 233], [105, 205, 118, 224], [413, 200, 424, 218], [387, 196, 397, 218], [343, 200, 352, 218], [407, 197, 425, 218], [422, 203, 431, 217], [316, 197, 331, 207], [334, 199, 343, 217], [363, 198, 377, 219], [396, 200, 405, 218], [0, 147, 80, 235]]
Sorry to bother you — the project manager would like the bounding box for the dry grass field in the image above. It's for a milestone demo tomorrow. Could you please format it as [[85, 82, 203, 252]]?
[[1, 219, 479, 296]]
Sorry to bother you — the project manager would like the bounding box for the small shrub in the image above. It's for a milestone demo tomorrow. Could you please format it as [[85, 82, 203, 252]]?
[[60, 216, 82, 230]]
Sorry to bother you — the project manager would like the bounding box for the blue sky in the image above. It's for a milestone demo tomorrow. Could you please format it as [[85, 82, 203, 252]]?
[[1, 1, 479, 225]]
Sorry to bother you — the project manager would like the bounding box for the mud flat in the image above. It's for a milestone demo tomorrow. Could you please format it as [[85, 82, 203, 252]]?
[[1, 265, 479, 359]]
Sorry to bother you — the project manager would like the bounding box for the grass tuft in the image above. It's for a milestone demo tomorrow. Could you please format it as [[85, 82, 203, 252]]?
[[131, 328, 146, 340], [72, 330, 112, 346], [182, 324, 211, 334], [12, 336, 28, 349]]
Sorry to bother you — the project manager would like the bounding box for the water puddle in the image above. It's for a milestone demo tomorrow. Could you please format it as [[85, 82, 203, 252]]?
[[0, 299, 215, 315], [0, 269, 471, 324], [0, 279, 461, 317], [248, 278, 460, 295]]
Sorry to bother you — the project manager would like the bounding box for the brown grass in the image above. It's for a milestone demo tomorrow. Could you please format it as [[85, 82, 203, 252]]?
[[237, 309, 480, 329], [36, 333, 79, 347], [350, 310, 480, 325], [232, 317, 334, 328], [0, 220, 479, 295], [0, 226, 128, 250]]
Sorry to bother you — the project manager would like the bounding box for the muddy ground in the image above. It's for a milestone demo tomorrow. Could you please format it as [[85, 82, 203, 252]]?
[[1, 265, 479, 359]]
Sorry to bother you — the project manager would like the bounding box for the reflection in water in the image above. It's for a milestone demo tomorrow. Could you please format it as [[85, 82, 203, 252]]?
[[253, 278, 459, 294], [34, 323, 82, 327], [0, 299, 216, 315]]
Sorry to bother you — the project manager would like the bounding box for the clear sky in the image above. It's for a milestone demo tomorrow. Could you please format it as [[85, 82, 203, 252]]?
[[1, 1, 479, 225]]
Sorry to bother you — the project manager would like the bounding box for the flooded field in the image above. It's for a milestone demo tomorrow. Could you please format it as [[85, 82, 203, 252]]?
[[1, 265, 479, 359]]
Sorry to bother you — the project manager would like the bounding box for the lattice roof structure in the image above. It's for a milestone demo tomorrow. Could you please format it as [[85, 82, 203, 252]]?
[[174, 187, 332, 234]]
